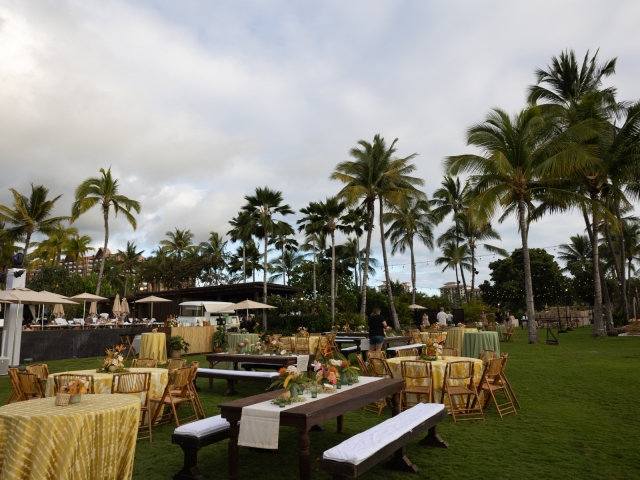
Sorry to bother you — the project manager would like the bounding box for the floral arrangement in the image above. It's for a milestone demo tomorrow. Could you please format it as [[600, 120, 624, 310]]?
[[165, 317, 178, 327], [384, 326, 397, 337], [297, 326, 309, 336], [475, 321, 485, 330], [60, 379, 90, 396], [268, 365, 307, 396], [236, 338, 251, 353], [356, 325, 365, 332], [431, 323, 443, 331], [313, 360, 341, 387], [329, 358, 360, 383], [251, 342, 265, 354], [268, 340, 284, 354], [456, 323, 465, 328], [99, 345, 127, 373], [421, 338, 443, 361]]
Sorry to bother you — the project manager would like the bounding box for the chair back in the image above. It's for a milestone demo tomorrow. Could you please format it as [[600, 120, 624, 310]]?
[[169, 367, 193, 391], [369, 358, 393, 379], [443, 360, 474, 383], [442, 347, 459, 357], [355, 354, 370, 376], [316, 335, 329, 354], [8, 368, 24, 401], [367, 350, 387, 360], [188, 361, 200, 382], [54, 374, 95, 394], [401, 360, 432, 386], [26, 364, 49, 381], [269, 334, 282, 342], [111, 372, 151, 394], [478, 349, 496, 363], [326, 333, 337, 347], [167, 358, 186, 372], [295, 336, 310, 354], [397, 348, 419, 357], [280, 337, 294, 351], [132, 358, 159, 368], [409, 329, 421, 343], [18, 372, 44, 398]]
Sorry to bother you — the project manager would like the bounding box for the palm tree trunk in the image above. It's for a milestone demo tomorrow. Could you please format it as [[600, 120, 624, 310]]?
[[518, 196, 538, 344], [615, 200, 628, 317], [410, 237, 416, 305], [470, 245, 476, 293], [242, 244, 246, 283], [23, 231, 32, 264], [96, 208, 109, 296], [263, 228, 268, 330], [124, 272, 129, 297], [459, 259, 469, 303], [590, 196, 605, 336], [379, 198, 399, 330], [282, 244, 286, 285], [331, 231, 336, 326], [360, 203, 375, 321], [355, 235, 360, 289], [312, 238, 317, 299]]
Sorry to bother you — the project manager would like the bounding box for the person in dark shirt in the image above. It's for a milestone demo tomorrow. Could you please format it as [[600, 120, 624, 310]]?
[[368, 307, 387, 352]]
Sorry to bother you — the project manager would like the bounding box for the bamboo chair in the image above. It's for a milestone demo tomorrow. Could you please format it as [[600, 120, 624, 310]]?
[[280, 336, 294, 353], [171, 361, 205, 419], [111, 372, 152, 441], [6, 368, 23, 403], [316, 335, 329, 355], [503, 324, 519, 343], [401, 360, 433, 410], [409, 329, 422, 344], [478, 349, 496, 364], [442, 347, 459, 357], [295, 336, 310, 354], [26, 363, 49, 383], [17, 372, 45, 400], [367, 350, 387, 360], [132, 358, 159, 368], [167, 358, 186, 373], [54, 374, 95, 394], [441, 361, 484, 422], [150, 367, 199, 427], [499, 353, 520, 408], [363, 358, 394, 415], [397, 348, 419, 358], [269, 334, 282, 342], [355, 354, 370, 376], [477, 357, 516, 418]]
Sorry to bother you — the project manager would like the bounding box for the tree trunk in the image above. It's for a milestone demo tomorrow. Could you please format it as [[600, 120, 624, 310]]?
[[615, 200, 628, 317], [96, 207, 109, 296], [312, 238, 317, 299], [471, 245, 476, 293], [410, 237, 416, 305], [263, 228, 268, 330], [124, 272, 129, 297], [590, 195, 605, 336], [23, 231, 32, 264], [242, 244, 246, 283], [459, 257, 469, 303], [453, 263, 460, 305], [582, 208, 613, 329], [360, 202, 375, 321], [518, 196, 538, 344], [331, 231, 336, 326], [379, 198, 399, 330], [282, 243, 286, 285], [355, 234, 360, 289]]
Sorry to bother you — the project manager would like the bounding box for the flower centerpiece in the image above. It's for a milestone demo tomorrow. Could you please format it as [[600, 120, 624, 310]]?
[[236, 338, 251, 354], [328, 358, 360, 384], [164, 317, 178, 327], [456, 322, 465, 328], [297, 326, 309, 337], [268, 365, 307, 400], [313, 360, 338, 391], [421, 338, 443, 361], [59, 378, 90, 404], [98, 345, 127, 373], [384, 326, 398, 337], [356, 325, 365, 333]]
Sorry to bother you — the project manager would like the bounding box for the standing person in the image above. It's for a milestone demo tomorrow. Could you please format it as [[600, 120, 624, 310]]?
[[436, 307, 447, 327], [368, 307, 387, 352], [421, 313, 430, 329], [495, 309, 502, 324], [480, 310, 488, 327], [447, 311, 454, 326]]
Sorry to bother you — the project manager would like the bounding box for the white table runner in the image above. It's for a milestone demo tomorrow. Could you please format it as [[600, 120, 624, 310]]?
[[237, 376, 381, 449], [295, 354, 309, 373]]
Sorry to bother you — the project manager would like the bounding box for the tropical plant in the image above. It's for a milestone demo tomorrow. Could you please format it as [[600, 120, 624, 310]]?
[[435, 241, 471, 305], [71, 168, 140, 295], [160, 228, 194, 260], [200, 231, 229, 286], [341, 207, 368, 288], [117, 241, 144, 296], [269, 221, 297, 285], [168, 335, 190, 354], [298, 204, 326, 299], [30, 223, 79, 267], [65, 234, 95, 275], [227, 211, 254, 283], [268, 250, 307, 284], [558, 234, 593, 271]]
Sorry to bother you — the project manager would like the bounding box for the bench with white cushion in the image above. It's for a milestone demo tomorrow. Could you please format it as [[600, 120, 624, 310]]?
[[386, 343, 425, 358], [196, 368, 279, 396], [172, 415, 231, 480], [316, 403, 448, 479]]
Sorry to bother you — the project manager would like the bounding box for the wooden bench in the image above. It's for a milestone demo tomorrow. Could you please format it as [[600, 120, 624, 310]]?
[[240, 362, 284, 372], [386, 343, 425, 358], [196, 368, 278, 396], [172, 415, 230, 480], [316, 403, 448, 479]]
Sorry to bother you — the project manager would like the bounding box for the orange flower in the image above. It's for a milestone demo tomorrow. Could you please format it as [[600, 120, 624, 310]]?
[[278, 367, 287, 376], [341, 360, 348, 368], [329, 366, 338, 374], [437, 335, 443, 343]]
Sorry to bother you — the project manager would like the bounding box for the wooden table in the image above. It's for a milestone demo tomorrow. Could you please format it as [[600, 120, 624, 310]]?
[[205, 353, 315, 383], [219, 378, 406, 480]]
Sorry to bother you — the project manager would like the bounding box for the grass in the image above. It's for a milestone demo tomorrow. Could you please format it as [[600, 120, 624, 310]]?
[[1, 327, 639, 479]]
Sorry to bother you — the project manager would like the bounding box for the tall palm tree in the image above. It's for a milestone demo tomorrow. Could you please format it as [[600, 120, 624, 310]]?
[[384, 196, 436, 304], [268, 250, 306, 284], [0, 223, 22, 276], [557, 234, 592, 271], [444, 106, 595, 343], [298, 230, 325, 299], [331, 134, 423, 325], [0, 184, 68, 263], [31, 223, 79, 266], [160, 228, 195, 260], [65, 234, 94, 276], [435, 241, 471, 306], [71, 168, 140, 295], [200, 231, 229, 286], [241, 187, 293, 329], [117, 241, 144, 296], [269, 221, 297, 285], [227, 211, 254, 283], [341, 207, 368, 288]]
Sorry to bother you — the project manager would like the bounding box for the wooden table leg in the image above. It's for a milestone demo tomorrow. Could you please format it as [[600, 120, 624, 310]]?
[[208, 360, 214, 388], [418, 425, 449, 448], [228, 419, 239, 480], [298, 427, 311, 480], [391, 392, 401, 417], [337, 415, 344, 434]]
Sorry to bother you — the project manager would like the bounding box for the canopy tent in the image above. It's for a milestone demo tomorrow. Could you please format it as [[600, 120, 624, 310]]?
[[69, 293, 109, 322], [227, 300, 276, 310], [134, 295, 172, 321]]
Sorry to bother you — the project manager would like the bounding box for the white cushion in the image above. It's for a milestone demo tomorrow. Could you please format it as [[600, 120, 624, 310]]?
[[387, 343, 424, 351], [54, 318, 68, 325], [323, 403, 445, 465], [174, 415, 230, 438], [197, 368, 278, 379]]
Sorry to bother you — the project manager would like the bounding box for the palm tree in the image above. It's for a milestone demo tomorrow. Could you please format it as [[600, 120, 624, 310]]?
[[298, 204, 327, 299], [268, 250, 306, 284], [117, 241, 144, 296], [227, 211, 254, 283], [435, 241, 471, 306], [337, 238, 379, 287], [0, 184, 68, 263], [269, 221, 297, 285], [241, 187, 293, 329], [200, 231, 229, 286], [331, 134, 423, 325], [444, 106, 595, 343], [384, 196, 436, 304], [30, 223, 79, 267], [0, 223, 22, 277], [160, 228, 195, 260], [558, 234, 592, 272], [71, 168, 140, 295], [64, 234, 94, 276], [341, 207, 368, 288]]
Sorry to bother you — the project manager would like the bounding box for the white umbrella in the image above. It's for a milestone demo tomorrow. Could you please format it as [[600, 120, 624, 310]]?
[[408, 304, 426, 310], [227, 299, 276, 310], [52, 304, 65, 318], [112, 294, 122, 320], [89, 302, 98, 317], [134, 295, 172, 321], [121, 298, 130, 321], [69, 293, 109, 323]]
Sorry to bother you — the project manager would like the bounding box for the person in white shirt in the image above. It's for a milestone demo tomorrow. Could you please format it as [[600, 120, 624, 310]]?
[[436, 307, 447, 326]]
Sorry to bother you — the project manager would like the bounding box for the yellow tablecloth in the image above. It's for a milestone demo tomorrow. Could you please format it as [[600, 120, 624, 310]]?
[[139, 332, 167, 364], [159, 326, 217, 354], [444, 327, 478, 353], [0, 394, 139, 480], [420, 331, 448, 343], [387, 356, 483, 405], [45, 368, 169, 419], [284, 336, 319, 354]]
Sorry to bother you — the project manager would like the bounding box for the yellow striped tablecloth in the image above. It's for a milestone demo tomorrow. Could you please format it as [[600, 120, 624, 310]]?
[[0, 394, 140, 480], [419, 331, 448, 343], [284, 336, 320, 354], [139, 332, 167, 365]]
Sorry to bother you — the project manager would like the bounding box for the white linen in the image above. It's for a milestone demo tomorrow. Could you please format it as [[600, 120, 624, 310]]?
[[132, 335, 141, 354], [322, 403, 445, 465], [360, 339, 370, 350], [238, 376, 381, 450], [295, 355, 309, 373], [387, 343, 425, 352], [197, 368, 278, 380], [174, 415, 230, 438]]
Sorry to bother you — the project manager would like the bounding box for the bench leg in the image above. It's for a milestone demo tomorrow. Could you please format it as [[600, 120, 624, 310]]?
[[228, 420, 239, 480], [173, 445, 205, 480], [418, 425, 449, 448], [208, 360, 213, 389], [298, 428, 311, 480], [386, 446, 418, 474], [224, 379, 238, 396], [336, 415, 344, 434]]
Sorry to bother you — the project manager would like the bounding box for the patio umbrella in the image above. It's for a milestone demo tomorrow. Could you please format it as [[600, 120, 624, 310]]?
[[89, 302, 98, 317], [408, 304, 426, 310], [121, 298, 130, 321], [134, 295, 172, 321], [52, 304, 65, 318], [227, 299, 276, 310], [112, 294, 123, 321], [69, 293, 109, 322]]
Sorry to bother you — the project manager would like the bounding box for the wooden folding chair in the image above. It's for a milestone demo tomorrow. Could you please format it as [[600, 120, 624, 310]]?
[[171, 361, 205, 419], [280, 336, 294, 353], [119, 334, 138, 361], [17, 372, 45, 400], [111, 372, 152, 441], [367, 350, 387, 360], [478, 349, 496, 364], [477, 357, 516, 418], [355, 354, 370, 376], [397, 348, 419, 357], [295, 336, 310, 354], [132, 358, 159, 368], [441, 361, 484, 422], [401, 360, 433, 410], [54, 374, 95, 394], [150, 367, 199, 427], [6, 368, 24, 403], [442, 347, 459, 357], [499, 353, 520, 408], [364, 358, 394, 416], [409, 329, 422, 344], [167, 358, 186, 373], [503, 324, 519, 343]]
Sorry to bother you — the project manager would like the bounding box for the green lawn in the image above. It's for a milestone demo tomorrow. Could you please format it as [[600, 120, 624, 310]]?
[[1, 327, 638, 480]]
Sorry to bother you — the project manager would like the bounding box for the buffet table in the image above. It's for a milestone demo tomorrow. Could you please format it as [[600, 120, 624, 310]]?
[[158, 326, 217, 354]]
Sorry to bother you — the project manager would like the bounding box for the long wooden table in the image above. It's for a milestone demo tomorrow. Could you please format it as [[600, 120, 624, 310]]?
[[218, 378, 406, 480], [205, 353, 316, 386]]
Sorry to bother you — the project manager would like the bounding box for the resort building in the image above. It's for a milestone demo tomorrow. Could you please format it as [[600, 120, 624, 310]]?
[[439, 281, 481, 304]]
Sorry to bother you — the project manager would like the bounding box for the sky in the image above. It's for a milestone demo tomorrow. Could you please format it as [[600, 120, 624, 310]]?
[[0, 0, 639, 295]]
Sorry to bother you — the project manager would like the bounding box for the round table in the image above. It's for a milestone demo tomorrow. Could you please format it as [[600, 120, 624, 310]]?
[[45, 368, 169, 418], [495, 324, 507, 341], [139, 332, 167, 364], [462, 331, 500, 358], [227, 333, 260, 352], [386, 356, 483, 404], [0, 394, 140, 479], [419, 331, 447, 343]]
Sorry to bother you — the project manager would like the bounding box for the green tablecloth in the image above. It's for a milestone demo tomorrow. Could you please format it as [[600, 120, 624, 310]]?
[[227, 333, 260, 352], [496, 324, 507, 341], [462, 331, 500, 358]]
